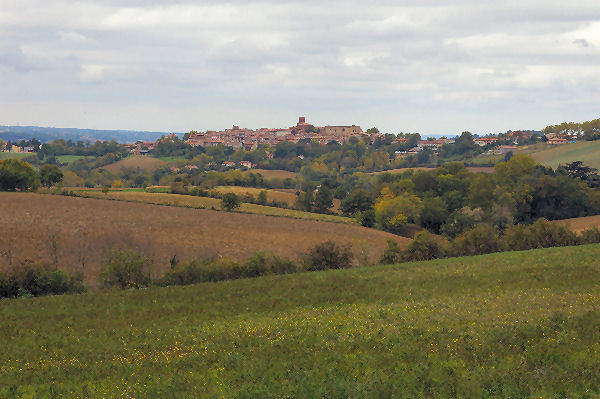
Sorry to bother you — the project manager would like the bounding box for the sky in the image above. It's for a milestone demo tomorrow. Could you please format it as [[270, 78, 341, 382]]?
[[1, 0, 599, 135]]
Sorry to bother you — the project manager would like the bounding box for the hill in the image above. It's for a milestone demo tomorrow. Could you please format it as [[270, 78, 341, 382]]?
[[554, 214, 600, 232], [0, 125, 171, 143], [0, 193, 407, 282], [1, 245, 599, 397], [99, 155, 166, 173], [244, 169, 297, 179], [530, 140, 600, 169]]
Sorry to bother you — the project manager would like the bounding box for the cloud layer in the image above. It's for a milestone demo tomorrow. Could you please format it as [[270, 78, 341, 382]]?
[[1, 0, 599, 134]]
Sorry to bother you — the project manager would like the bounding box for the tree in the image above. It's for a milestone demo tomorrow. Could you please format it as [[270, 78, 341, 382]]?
[[420, 197, 449, 234], [0, 159, 37, 191], [340, 189, 373, 215], [39, 164, 63, 187], [313, 185, 334, 213], [221, 193, 241, 211], [256, 190, 268, 205], [295, 190, 314, 212], [374, 189, 423, 234]]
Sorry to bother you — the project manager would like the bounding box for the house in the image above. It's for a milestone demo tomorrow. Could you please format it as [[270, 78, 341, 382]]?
[[240, 161, 253, 169], [494, 145, 519, 154], [222, 161, 236, 168], [474, 137, 499, 147], [548, 138, 568, 145]]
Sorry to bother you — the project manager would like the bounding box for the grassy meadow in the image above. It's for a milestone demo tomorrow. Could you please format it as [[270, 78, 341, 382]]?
[[1, 245, 600, 397], [243, 168, 297, 179], [0, 193, 402, 283], [0, 152, 32, 160], [213, 185, 299, 206], [530, 140, 600, 169], [99, 155, 166, 173]]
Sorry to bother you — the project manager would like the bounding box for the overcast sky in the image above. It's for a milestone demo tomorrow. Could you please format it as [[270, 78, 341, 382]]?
[[1, 0, 599, 135]]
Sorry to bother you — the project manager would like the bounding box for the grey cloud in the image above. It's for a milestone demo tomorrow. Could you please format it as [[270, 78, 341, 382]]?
[[0, 0, 599, 134]]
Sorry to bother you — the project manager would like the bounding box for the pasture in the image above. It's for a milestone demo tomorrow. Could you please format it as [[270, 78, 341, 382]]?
[[0, 152, 31, 160], [0, 193, 404, 283], [99, 155, 166, 173], [244, 168, 297, 179], [213, 185, 298, 206], [71, 190, 351, 222], [1, 245, 600, 397], [530, 140, 600, 169], [371, 166, 495, 175]]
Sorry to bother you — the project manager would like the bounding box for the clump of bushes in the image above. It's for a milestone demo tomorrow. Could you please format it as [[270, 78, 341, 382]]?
[[380, 219, 600, 265], [303, 241, 354, 271], [100, 249, 153, 289], [0, 262, 85, 299], [159, 252, 298, 286]]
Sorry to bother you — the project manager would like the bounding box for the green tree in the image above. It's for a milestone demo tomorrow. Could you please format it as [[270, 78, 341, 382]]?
[[221, 193, 241, 211], [0, 159, 37, 191], [374, 189, 423, 234], [420, 197, 449, 234], [340, 189, 373, 215], [39, 164, 63, 187], [313, 185, 334, 213], [295, 190, 314, 212], [256, 190, 268, 205]]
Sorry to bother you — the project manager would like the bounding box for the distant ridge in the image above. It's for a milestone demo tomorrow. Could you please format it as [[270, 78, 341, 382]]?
[[0, 125, 180, 143]]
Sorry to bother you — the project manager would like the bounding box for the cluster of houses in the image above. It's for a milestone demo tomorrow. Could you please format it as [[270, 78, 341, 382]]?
[[185, 117, 374, 151], [0, 144, 36, 153]]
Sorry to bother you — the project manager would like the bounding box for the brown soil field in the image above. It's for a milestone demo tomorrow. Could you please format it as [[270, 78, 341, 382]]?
[[100, 155, 166, 173], [554, 215, 600, 232], [0, 193, 409, 284], [244, 169, 298, 179]]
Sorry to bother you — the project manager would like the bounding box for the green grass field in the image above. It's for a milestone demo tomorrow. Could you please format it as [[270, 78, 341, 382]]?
[[530, 140, 600, 169], [55, 155, 94, 164], [0, 152, 32, 160], [2, 245, 600, 397]]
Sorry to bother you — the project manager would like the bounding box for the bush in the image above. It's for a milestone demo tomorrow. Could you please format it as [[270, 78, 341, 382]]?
[[221, 193, 241, 211], [404, 231, 445, 261], [379, 239, 403, 264], [451, 224, 504, 256], [100, 249, 152, 289], [159, 252, 298, 286], [0, 262, 85, 299], [579, 226, 600, 244], [304, 241, 354, 271]]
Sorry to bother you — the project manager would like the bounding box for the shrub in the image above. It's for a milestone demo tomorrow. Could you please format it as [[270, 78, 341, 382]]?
[[451, 224, 504, 256], [404, 231, 445, 261], [100, 249, 152, 289], [527, 218, 578, 248], [304, 241, 354, 271], [579, 226, 600, 244], [379, 239, 403, 264], [221, 193, 241, 211], [0, 262, 85, 299]]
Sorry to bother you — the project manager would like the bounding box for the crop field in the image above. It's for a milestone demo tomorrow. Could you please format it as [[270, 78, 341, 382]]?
[[0, 193, 402, 282], [554, 214, 600, 232], [530, 140, 600, 169], [244, 168, 298, 179], [99, 155, 166, 173], [213, 185, 298, 206], [1, 245, 600, 397], [71, 190, 352, 223]]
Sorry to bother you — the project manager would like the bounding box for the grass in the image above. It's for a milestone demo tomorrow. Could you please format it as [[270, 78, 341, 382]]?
[[371, 166, 494, 175], [529, 140, 600, 169], [55, 155, 94, 164], [1, 245, 600, 397], [71, 190, 352, 223], [0, 193, 401, 283], [99, 155, 166, 173], [0, 152, 32, 160], [243, 168, 298, 179]]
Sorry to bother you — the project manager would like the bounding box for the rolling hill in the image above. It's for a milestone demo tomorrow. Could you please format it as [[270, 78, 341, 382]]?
[[0, 193, 408, 283], [99, 155, 166, 173], [1, 245, 599, 397], [530, 140, 600, 169]]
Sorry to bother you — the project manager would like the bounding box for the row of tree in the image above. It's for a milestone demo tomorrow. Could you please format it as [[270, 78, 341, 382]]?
[[0, 159, 63, 191]]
